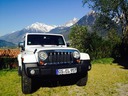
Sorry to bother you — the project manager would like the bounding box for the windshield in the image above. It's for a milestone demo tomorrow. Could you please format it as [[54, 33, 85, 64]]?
[[27, 34, 65, 45]]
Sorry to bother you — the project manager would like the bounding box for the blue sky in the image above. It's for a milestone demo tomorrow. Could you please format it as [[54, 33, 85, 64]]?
[[0, 0, 90, 36]]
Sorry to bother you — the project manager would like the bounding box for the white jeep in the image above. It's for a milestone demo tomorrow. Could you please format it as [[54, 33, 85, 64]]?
[[17, 33, 91, 94]]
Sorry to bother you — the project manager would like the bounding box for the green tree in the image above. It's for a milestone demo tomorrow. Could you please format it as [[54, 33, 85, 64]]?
[[83, 0, 128, 61], [69, 25, 88, 52], [93, 14, 118, 36], [69, 26, 120, 59], [83, 0, 128, 36], [107, 28, 121, 44], [107, 28, 121, 58], [84, 32, 112, 59], [85, 32, 103, 59]]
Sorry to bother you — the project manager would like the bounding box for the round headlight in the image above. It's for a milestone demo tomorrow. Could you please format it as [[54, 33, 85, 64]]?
[[39, 51, 48, 60], [73, 51, 80, 59]]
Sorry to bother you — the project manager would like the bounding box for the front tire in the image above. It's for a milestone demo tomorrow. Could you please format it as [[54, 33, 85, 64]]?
[[21, 65, 33, 94], [76, 73, 88, 86]]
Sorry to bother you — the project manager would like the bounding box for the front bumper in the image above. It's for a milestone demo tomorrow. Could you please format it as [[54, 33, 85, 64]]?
[[26, 60, 91, 77]]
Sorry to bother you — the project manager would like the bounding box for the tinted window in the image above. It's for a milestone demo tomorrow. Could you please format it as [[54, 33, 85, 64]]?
[[27, 35, 65, 45]]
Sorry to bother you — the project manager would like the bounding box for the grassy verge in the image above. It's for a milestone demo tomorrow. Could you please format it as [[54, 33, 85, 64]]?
[[91, 58, 114, 64], [0, 63, 128, 96]]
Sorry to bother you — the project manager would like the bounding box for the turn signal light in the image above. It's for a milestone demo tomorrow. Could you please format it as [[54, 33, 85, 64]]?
[[39, 60, 45, 65], [76, 59, 81, 63], [21, 58, 24, 62]]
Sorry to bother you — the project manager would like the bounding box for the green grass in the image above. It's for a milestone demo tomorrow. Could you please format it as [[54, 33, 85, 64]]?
[[91, 58, 114, 64], [0, 63, 128, 96]]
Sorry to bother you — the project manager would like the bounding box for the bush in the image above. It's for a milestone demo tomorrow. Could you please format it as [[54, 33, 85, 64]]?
[[0, 58, 18, 70], [84, 32, 112, 59], [69, 25, 88, 52]]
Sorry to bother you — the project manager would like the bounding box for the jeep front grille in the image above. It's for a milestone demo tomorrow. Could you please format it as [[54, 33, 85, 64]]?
[[47, 52, 74, 64]]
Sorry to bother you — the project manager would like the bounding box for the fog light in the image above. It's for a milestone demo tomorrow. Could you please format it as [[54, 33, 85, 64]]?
[[30, 70, 35, 75]]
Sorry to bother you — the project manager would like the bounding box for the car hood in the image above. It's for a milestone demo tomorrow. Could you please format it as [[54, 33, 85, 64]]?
[[25, 46, 79, 53]]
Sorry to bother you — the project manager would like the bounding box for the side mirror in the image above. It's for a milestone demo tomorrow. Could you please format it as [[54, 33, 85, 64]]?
[[18, 42, 25, 51], [66, 43, 70, 47], [18, 42, 24, 48]]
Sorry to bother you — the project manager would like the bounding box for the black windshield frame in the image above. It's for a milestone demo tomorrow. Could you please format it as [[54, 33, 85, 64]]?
[[27, 35, 65, 45]]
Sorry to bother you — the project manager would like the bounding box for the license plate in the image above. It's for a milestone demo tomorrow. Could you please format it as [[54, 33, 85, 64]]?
[[56, 67, 77, 75]]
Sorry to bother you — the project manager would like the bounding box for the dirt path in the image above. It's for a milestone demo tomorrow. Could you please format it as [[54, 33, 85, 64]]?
[[115, 83, 128, 96]]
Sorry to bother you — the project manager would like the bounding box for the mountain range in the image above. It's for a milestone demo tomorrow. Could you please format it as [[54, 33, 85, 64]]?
[[0, 40, 16, 47], [0, 11, 97, 47]]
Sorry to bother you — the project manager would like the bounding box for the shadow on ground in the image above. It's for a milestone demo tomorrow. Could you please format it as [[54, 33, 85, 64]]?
[[31, 75, 81, 94], [113, 58, 128, 69]]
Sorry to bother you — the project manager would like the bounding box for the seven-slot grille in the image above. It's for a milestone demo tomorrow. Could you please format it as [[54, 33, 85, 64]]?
[[47, 52, 74, 65]]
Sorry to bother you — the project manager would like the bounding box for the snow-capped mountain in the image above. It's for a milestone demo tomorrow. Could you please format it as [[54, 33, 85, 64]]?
[[25, 18, 78, 33], [25, 22, 57, 32], [76, 10, 97, 26], [0, 18, 78, 44], [63, 18, 78, 27], [0, 12, 98, 45], [49, 18, 78, 34], [0, 10, 120, 47]]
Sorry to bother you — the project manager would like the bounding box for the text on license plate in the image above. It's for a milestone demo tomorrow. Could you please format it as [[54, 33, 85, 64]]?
[[56, 67, 77, 75]]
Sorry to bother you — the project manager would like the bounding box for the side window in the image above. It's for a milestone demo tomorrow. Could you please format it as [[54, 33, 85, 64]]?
[[27, 36, 32, 45]]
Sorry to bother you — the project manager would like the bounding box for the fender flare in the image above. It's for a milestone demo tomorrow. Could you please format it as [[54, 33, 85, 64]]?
[[22, 54, 37, 63], [80, 53, 90, 60], [17, 54, 22, 67]]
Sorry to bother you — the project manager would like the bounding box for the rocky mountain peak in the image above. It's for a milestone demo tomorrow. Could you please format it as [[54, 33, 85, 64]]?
[[63, 17, 79, 27], [25, 22, 57, 32]]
